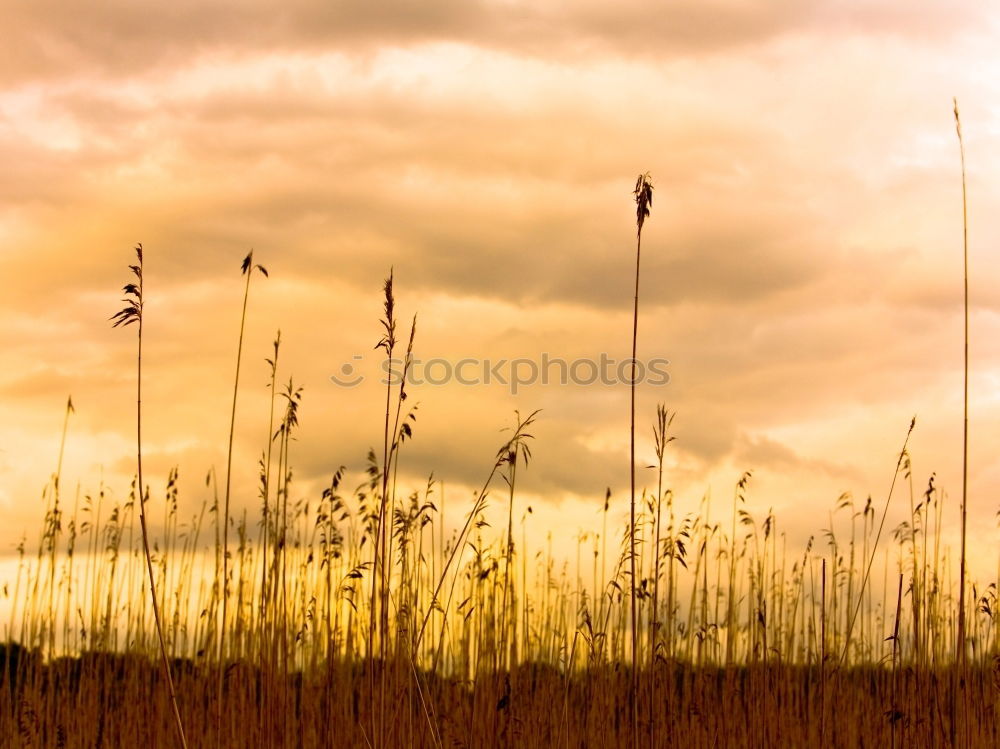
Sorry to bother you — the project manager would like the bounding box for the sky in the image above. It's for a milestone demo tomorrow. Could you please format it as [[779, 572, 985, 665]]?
[[1, 1, 999, 578]]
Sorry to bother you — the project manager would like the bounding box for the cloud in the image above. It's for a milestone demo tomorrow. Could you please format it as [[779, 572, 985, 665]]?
[[2, 0, 991, 88], [734, 432, 861, 479], [1, 0, 999, 574]]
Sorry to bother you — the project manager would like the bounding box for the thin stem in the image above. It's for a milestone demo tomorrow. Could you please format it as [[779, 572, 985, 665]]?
[[840, 418, 915, 665], [629, 172, 652, 749], [954, 98, 969, 666], [115, 246, 189, 749]]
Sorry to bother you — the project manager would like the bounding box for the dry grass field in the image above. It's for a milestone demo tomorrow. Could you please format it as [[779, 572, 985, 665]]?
[[1, 134, 994, 747]]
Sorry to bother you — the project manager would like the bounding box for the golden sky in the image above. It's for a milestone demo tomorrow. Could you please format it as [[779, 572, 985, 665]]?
[[1, 1, 998, 572]]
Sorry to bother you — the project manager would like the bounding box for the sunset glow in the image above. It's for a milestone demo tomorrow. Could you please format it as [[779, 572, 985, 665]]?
[[2, 3, 1000, 745]]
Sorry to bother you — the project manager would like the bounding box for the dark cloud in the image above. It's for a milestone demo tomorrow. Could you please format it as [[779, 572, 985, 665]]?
[[734, 432, 861, 480], [0, 78, 842, 315], [2, 0, 999, 564], [1, 0, 989, 86]]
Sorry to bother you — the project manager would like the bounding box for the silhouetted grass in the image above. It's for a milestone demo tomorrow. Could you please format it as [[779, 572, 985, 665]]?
[[0, 156, 992, 746]]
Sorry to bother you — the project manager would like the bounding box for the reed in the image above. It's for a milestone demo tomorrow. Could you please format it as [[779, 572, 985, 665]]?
[[0, 163, 994, 746], [110, 244, 188, 749], [628, 171, 653, 749], [953, 98, 970, 665], [217, 250, 267, 742]]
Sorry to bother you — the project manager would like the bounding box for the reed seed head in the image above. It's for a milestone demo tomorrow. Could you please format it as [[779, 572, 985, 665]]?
[[634, 173, 653, 235]]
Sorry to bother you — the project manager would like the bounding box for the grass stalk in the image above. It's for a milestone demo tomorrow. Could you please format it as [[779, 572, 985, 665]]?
[[953, 98, 970, 666], [629, 172, 653, 748], [111, 244, 188, 749]]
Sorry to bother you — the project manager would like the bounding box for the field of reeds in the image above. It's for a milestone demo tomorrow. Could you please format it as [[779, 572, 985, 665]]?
[[1, 129, 994, 747]]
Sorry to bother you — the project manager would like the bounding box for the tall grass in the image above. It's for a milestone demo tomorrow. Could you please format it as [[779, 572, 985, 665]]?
[[109, 245, 188, 748], [0, 157, 993, 746], [629, 172, 653, 749], [953, 95, 972, 749], [2, 396, 996, 745], [953, 98, 970, 665], [218, 250, 267, 740]]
